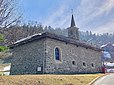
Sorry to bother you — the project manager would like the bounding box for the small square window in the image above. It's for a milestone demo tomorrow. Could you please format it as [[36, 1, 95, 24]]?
[[91, 63, 94, 67], [72, 61, 75, 65], [83, 62, 86, 66]]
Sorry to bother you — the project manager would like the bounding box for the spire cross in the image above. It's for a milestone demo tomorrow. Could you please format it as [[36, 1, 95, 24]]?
[[71, 9, 73, 14]]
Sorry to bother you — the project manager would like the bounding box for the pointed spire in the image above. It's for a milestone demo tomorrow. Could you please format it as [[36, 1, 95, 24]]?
[[70, 14, 76, 27]]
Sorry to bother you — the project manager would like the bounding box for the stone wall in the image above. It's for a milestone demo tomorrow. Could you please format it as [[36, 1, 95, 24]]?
[[44, 38, 102, 74], [10, 39, 45, 75], [10, 37, 102, 75]]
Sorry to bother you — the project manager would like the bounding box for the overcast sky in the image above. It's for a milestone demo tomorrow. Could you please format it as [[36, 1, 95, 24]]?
[[18, 0, 114, 34]]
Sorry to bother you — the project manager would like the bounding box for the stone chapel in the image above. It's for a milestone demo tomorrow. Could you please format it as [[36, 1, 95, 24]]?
[[10, 14, 102, 75]]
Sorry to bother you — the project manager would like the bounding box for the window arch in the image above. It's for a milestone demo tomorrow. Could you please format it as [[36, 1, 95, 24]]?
[[54, 47, 61, 61]]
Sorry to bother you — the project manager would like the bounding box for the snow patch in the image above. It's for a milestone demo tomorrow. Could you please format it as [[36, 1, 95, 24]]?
[[104, 62, 114, 66], [14, 33, 42, 44], [112, 44, 114, 46], [101, 44, 107, 48], [103, 51, 111, 58], [3, 65, 11, 71], [107, 69, 114, 72], [0, 64, 11, 75]]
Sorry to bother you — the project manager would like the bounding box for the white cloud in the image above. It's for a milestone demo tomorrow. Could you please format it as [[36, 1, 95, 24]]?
[[43, 0, 114, 34], [76, 0, 114, 33], [93, 19, 114, 34], [78, 0, 114, 19], [92, 0, 114, 33], [96, 0, 114, 16], [43, 0, 79, 28], [43, 1, 71, 28]]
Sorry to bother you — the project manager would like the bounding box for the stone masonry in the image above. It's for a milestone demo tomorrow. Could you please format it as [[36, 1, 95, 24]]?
[[44, 38, 102, 74], [10, 39, 45, 74], [10, 34, 102, 75]]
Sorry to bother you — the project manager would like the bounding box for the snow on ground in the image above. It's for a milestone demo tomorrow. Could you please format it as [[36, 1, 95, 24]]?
[[103, 51, 111, 58], [107, 69, 114, 72], [0, 64, 11, 75], [104, 62, 114, 66], [3, 65, 11, 71]]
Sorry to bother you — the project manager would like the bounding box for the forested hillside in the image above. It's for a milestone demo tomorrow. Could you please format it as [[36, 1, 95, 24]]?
[[0, 23, 114, 46]]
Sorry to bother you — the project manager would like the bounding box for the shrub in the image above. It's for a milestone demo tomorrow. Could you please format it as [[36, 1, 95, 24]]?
[[0, 34, 4, 42], [0, 46, 8, 52]]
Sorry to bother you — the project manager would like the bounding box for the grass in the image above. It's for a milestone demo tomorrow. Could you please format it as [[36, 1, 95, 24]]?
[[0, 46, 8, 52], [0, 34, 4, 42], [0, 74, 104, 85]]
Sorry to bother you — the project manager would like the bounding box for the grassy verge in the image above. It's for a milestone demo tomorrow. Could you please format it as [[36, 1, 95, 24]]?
[[0, 46, 8, 52], [0, 74, 104, 85]]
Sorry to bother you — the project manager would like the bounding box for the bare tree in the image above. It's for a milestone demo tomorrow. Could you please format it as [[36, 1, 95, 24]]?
[[0, 0, 21, 29]]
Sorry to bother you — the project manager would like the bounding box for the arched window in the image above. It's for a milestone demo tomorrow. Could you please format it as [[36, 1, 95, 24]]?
[[55, 47, 61, 61]]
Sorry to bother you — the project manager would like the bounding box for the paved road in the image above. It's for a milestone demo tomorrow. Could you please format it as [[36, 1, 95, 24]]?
[[92, 73, 114, 85]]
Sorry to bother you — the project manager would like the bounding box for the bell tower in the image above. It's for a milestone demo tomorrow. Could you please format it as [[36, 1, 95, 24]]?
[[67, 14, 79, 40]]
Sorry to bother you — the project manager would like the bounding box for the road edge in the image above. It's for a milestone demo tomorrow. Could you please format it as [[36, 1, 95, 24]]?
[[87, 73, 109, 85]]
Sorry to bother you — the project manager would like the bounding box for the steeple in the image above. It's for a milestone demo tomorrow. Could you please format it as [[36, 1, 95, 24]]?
[[67, 13, 79, 40], [71, 14, 76, 27]]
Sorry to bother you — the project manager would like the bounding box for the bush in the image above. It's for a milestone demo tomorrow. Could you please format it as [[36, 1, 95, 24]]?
[[0, 72, 4, 76], [0, 46, 8, 52], [0, 34, 4, 42]]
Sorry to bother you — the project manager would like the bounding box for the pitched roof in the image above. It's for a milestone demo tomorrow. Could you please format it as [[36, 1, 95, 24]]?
[[10, 32, 102, 51]]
